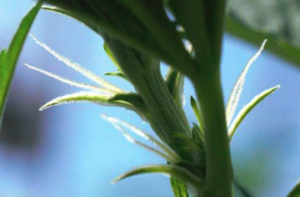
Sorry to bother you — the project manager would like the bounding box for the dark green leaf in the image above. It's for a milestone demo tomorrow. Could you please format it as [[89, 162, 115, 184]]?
[[165, 67, 190, 131], [109, 93, 148, 116], [43, 0, 179, 71], [103, 43, 121, 69], [120, 0, 197, 77], [165, 68, 184, 108], [190, 96, 204, 133], [168, 0, 210, 66], [192, 124, 205, 146], [0, 1, 42, 127], [104, 72, 127, 81], [288, 180, 300, 197], [42, 6, 98, 32]]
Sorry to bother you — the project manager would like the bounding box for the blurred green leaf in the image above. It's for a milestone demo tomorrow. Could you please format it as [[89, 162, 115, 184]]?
[[165, 68, 184, 108], [288, 180, 300, 197], [103, 43, 121, 69], [42, 6, 98, 32], [190, 96, 203, 133], [164, 68, 190, 140], [104, 72, 127, 81], [0, 1, 42, 127], [228, 85, 280, 140], [192, 124, 205, 145], [227, 1, 300, 67]]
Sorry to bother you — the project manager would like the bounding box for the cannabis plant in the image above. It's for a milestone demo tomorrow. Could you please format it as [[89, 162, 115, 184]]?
[[1, 1, 299, 197]]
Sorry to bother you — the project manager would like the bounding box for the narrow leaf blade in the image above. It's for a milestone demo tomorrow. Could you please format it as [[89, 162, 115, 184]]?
[[107, 122, 176, 163], [165, 68, 184, 108], [102, 115, 180, 163], [30, 35, 122, 93], [226, 40, 267, 126], [40, 91, 111, 111], [103, 43, 121, 69], [228, 85, 280, 140], [113, 164, 202, 188], [165, 67, 190, 131], [104, 72, 127, 81], [0, 1, 42, 127], [190, 96, 204, 133], [25, 63, 111, 94]]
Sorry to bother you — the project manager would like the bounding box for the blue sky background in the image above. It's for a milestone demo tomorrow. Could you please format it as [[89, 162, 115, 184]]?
[[1, 1, 300, 197]]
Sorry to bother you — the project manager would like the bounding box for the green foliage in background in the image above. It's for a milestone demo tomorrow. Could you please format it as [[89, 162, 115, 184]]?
[[227, 0, 300, 67], [0, 1, 42, 127]]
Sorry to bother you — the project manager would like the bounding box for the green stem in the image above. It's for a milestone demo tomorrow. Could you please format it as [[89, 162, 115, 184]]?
[[136, 67, 193, 160], [192, 71, 233, 197], [103, 35, 198, 163]]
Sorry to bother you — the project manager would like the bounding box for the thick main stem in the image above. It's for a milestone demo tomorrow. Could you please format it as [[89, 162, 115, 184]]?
[[192, 71, 233, 197]]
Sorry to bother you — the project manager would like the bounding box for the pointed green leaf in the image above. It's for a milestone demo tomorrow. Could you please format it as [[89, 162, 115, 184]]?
[[228, 85, 280, 140], [40, 91, 111, 111], [226, 40, 267, 126], [103, 43, 121, 69], [104, 72, 128, 81], [0, 1, 42, 127], [39, 91, 147, 120], [102, 115, 181, 164], [31, 36, 123, 93], [105, 120, 177, 163], [172, 131, 205, 163], [164, 67, 190, 132], [165, 68, 184, 108], [113, 164, 203, 189], [190, 96, 204, 133], [288, 180, 300, 197], [192, 123, 205, 144], [25, 63, 112, 94]]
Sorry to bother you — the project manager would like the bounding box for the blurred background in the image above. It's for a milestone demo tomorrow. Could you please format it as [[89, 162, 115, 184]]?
[[0, 1, 300, 197]]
